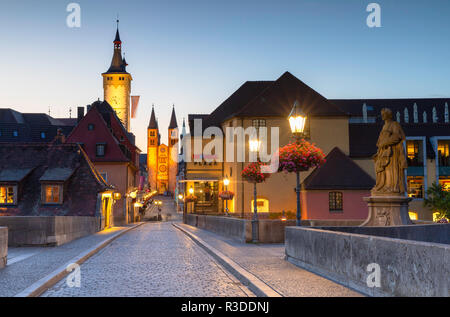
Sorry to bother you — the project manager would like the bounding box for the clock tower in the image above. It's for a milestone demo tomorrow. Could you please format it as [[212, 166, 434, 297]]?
[[102, 20, 132, 131]]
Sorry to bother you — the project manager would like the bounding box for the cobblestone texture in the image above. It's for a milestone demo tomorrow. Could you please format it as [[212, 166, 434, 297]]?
[[178, 223, 364, 297], [0, 226, 129, 297], [43, 222, 252, 297]]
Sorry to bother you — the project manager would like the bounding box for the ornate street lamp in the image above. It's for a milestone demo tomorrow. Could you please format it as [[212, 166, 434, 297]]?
[[288, 100, 307, 226], [223, 176, 230, 213], [289, 100, 307, 141], [249, 137, 261, 243]]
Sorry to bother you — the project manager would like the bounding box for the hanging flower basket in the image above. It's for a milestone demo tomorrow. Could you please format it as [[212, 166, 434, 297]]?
[[184, 194, 198, 203], [278, 140, 326, 173], [241, 161, 271, 183], [219, 191, 235, 200]]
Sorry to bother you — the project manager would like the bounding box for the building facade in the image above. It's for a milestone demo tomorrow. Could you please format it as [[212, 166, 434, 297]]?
[[147, 106, 179, 194], [182, 71, 450, 221], [101, 23, 132, 131], [67, 100, 141, 225]]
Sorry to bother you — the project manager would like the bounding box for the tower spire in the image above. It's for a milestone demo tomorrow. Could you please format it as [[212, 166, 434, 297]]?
[[148, 104, 157, 129], [169, 105, 178, 129]]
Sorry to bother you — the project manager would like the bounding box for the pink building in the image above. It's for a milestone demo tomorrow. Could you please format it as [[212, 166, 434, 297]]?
[[301, 147, 375, 220]]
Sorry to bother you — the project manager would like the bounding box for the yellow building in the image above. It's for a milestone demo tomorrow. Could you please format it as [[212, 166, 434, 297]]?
[[147, 106, 179, 194], [101, 22, 132, 131], [182, 72, 450, 221]]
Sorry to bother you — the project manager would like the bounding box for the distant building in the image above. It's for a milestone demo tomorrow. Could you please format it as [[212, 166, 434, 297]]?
[[0, 108, 76, 143], [67, 100, 141, 225], [146, 106, 179, 194], [184, 71, 450, 221]]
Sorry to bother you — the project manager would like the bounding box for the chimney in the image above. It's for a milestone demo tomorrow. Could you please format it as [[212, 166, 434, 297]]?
[[77, 107, 84, 123]]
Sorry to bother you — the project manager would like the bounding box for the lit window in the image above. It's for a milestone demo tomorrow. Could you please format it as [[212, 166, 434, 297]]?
[[406, 140, 423, 166], [42, 184, 62, 204], [0, 186, 16, 205], [408, 211, 418, 220], [40, 132, 46, 139], [250, 199, 269, 212], [438, 140, 450, 167], [329, 192, 343, 212], [407, 176, 424, 198], [96, 143, 106, 157], [13, 131, 18, 137], [439, 177, 450, 191]]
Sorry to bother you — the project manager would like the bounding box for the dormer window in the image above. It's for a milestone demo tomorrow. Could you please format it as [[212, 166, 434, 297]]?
[[0, 185, 16, 205], [42, 184, 62, 204]]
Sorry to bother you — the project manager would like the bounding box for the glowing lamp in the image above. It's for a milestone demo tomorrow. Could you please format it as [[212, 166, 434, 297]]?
[[223, 178, 230, 187], [113, 192, 122, 200], [288, 100, 307, 137], [189, 187, 194, 194], [129, 191, 137, 199]]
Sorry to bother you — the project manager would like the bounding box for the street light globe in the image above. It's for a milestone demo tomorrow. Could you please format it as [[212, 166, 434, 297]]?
[[223, 178, 230, 187], [249, 138, 261, 152], [189, 187, 194, 194], [288, 100, 307, 136], [178, 194, 183, 200]]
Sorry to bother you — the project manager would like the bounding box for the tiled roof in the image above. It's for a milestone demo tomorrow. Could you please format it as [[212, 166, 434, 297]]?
[[0, 143, 111, 216], [303, 147, 375, 190], [0, 108, 76, 143], [236, 72, 347, 118]]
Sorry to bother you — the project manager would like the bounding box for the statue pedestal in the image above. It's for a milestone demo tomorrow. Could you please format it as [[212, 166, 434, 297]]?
[[361, 196, 413, 227]]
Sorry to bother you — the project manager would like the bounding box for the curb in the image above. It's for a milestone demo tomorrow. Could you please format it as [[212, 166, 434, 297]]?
[[14, 222, 145, 297], [172, 223, 282, 297]]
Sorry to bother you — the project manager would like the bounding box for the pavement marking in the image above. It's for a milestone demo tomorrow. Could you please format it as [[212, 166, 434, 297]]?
[[14, 222, 145, 298], [7, 251, 42, 266], [173, 223, 283, 297]]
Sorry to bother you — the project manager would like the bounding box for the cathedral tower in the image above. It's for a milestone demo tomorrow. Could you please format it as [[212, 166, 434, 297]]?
[[147, 106, 158, 190], [102, 21, 132, 131], [168, 106, 179, 193]]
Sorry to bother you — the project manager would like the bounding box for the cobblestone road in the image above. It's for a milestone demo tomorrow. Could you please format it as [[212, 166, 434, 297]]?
[[43, 222, 253, 297]]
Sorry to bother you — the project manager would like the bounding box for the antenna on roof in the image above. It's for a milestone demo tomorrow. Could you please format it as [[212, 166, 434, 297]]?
[[48, 106, 51, 116], [69, 107, 72, 118]]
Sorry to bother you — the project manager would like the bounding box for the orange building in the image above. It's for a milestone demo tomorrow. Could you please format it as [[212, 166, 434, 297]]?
[[147, 106, 178, 194]]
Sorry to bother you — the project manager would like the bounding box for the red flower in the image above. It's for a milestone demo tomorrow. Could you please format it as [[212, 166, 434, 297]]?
[[278, 140, 325, 173], [241, 161, 271, 183]]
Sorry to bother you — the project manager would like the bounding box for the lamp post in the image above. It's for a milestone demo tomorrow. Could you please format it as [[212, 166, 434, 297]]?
[[249, 136, 261, 243], [223, 176, 230, 213], [288, 100, 307, 226]]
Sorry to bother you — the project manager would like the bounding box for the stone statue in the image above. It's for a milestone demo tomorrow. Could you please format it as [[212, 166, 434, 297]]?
[[372, 108, 408, 196], [362, 108, 412, 227]]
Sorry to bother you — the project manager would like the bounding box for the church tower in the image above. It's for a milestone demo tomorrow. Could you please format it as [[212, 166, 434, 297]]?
[[102, 20, 132, 131], [147, 106, 158, 190], [168, 106, 179, 193]]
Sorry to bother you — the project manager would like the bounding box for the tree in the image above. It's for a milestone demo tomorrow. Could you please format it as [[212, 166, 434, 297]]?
[[424, 183, 450, 220]]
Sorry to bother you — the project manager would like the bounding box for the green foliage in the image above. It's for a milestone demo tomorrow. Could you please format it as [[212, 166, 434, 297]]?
[[424, 183, 450, 220]]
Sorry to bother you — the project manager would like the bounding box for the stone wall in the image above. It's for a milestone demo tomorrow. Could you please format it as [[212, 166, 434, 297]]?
[[0, 216, 101, 247], [184, 214, 296, 243], [315, 224, 450, 244], [0, 227, 7, 268], [285, 226, 450, 296]]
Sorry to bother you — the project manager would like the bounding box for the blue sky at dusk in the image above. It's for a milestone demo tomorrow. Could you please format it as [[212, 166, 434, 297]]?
[[1, 0, 449, 151]]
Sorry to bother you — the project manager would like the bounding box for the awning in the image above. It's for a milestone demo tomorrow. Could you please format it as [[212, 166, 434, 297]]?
[[40, 168, 75, 182], [0, 168, 34, 182]]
